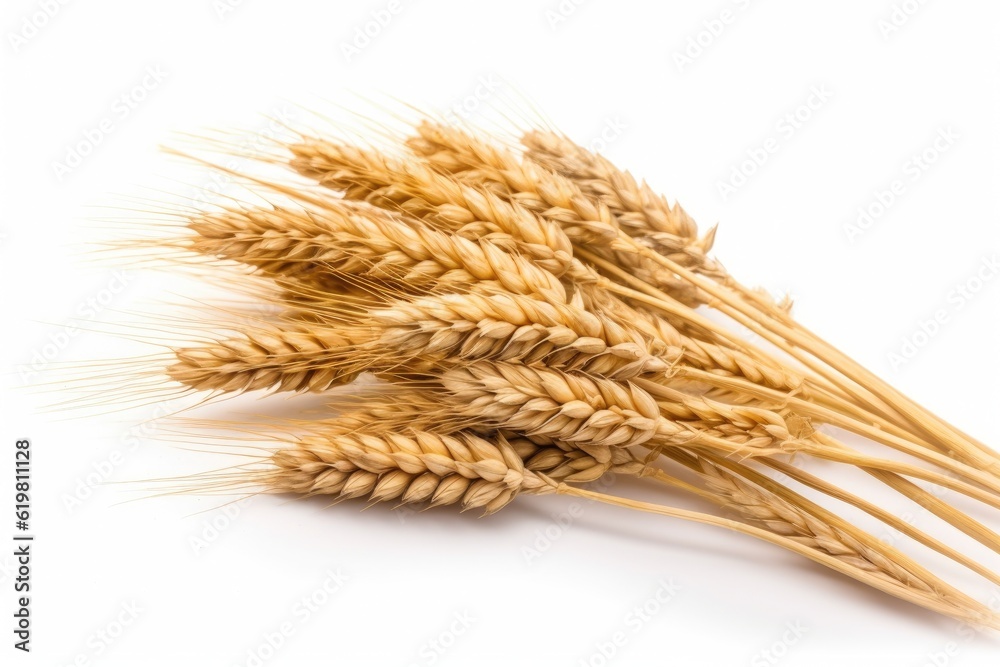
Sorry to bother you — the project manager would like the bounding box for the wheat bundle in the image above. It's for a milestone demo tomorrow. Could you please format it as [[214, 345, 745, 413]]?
[[99, 113, 1000, 628]]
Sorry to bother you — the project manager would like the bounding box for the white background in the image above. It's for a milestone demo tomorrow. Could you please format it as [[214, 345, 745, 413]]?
[[2, 0, 1000, 665]]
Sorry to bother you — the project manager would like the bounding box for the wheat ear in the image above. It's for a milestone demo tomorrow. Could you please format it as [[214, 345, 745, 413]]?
[[288, 137, 577, 274]]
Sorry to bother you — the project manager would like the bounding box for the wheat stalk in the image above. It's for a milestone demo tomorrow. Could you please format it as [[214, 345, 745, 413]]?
[[167, 322, 365, 394], [521, 129, 1000, 473]]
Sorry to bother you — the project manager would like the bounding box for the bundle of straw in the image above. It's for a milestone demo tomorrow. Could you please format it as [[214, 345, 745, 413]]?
[[109, 114, 1000, 627]]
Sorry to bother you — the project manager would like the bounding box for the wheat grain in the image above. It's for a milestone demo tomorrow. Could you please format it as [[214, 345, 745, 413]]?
[[289, 137, 577, 274]]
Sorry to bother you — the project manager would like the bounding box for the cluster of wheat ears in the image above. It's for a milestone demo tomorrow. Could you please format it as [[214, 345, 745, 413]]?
[[103, 113, 1000, 627]]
